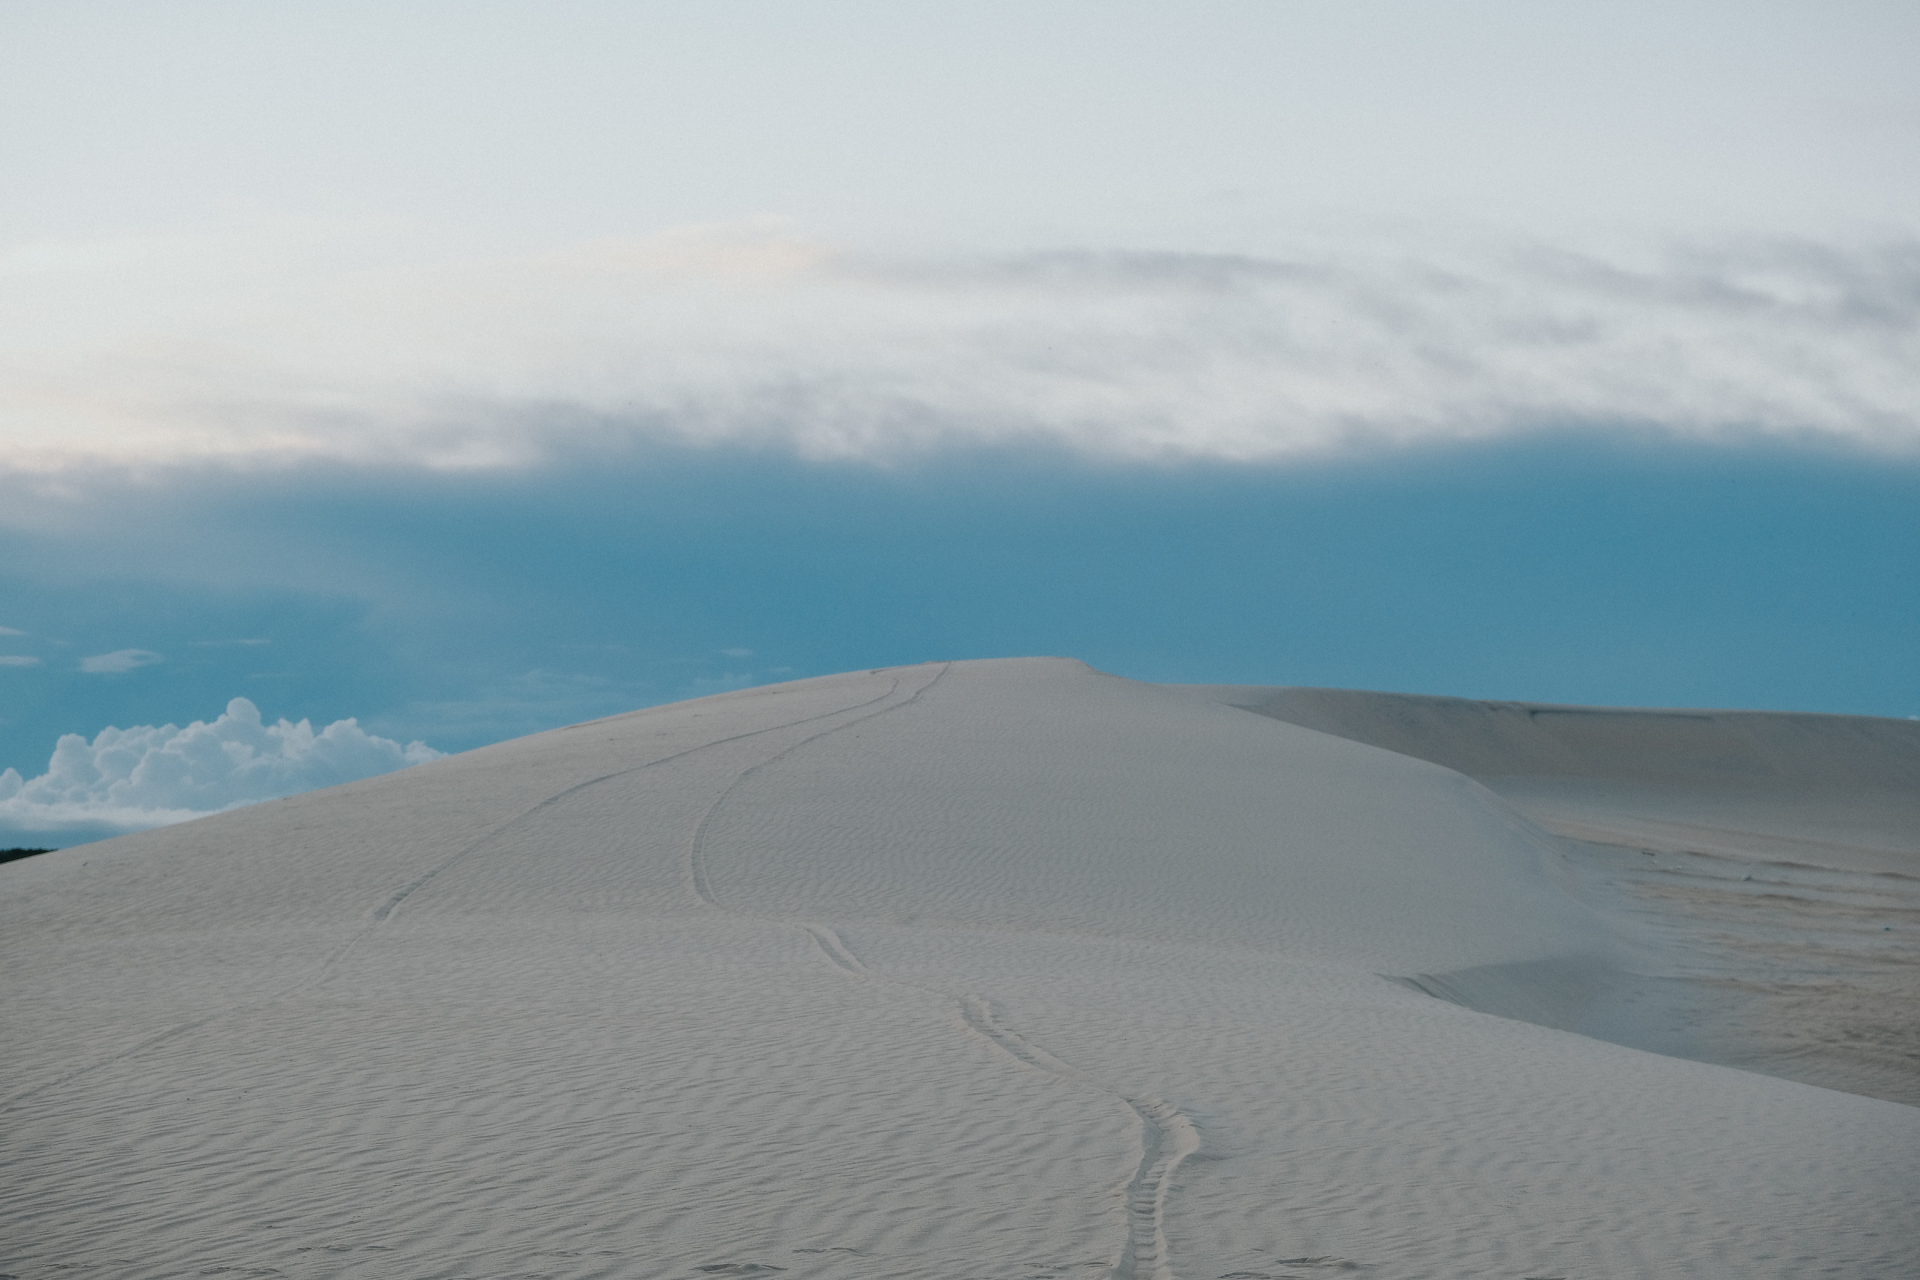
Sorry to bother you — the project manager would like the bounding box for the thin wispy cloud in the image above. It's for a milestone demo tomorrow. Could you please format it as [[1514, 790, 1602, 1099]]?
[[3, 223, 1916, 480], [0, 696, 441, 837], [79, 649, 164, 674], [0, 626, 26, 636], [0, 656, 41, 667]]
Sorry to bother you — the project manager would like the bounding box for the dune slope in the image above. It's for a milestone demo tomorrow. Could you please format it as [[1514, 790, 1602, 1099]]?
[[4, 659, 1916, 1280], [1196, 684, 1920, 1105]]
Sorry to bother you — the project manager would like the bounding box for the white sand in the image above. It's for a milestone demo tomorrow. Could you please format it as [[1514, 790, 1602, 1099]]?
[[3, 658, 1916, 1279]]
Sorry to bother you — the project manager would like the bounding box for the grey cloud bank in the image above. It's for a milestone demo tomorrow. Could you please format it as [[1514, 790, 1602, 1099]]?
[[3, 228, 1917, 478], [0, 697, 441, 841], [5, 4, 1913, 486]]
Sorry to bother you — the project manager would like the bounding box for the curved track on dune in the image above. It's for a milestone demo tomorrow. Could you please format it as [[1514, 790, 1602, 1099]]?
[[688, 662, 1201, 1280], [2, 677, 906, 1114], [684, 668, 937, 909]]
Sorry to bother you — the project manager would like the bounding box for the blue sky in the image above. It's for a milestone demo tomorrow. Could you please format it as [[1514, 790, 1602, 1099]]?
[[3, 3, 1918, 842]]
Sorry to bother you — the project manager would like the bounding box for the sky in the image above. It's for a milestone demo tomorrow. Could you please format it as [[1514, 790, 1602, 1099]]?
[[3, 2, 1918, 845]]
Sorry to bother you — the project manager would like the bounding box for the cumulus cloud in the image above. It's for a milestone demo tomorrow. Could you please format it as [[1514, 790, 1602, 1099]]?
[[0, 697, 442, 837], [2, 221, 1918, 475], [80, 648, 164, 674]]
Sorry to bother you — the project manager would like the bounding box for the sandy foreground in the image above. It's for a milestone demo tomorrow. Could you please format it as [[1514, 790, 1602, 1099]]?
[[2, 658, 1915, 1280]]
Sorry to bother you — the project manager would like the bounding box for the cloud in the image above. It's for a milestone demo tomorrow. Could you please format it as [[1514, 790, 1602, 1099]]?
[[80, 648, 164, 674], [191, 637, 271, 647], [2, 221, 1918, 477], [0, 697, 442, 837], [0, 655, 41, 667], [0, 625, 25, 636], [719, 647, 754, 658]]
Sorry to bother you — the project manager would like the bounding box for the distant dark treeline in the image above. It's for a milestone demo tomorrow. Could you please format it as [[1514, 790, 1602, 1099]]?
[[1, 847, 56, 866]]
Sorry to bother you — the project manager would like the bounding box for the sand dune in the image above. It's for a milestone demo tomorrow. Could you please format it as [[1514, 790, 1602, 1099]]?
[[4, 659, 1916, 1279]]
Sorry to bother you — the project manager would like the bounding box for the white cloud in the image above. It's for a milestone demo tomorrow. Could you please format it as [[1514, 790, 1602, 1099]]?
[[0, 655, 41, 667], [0, 697, 442, 837], [0, 626, 25, 636], [80, 648, 164, 674], [719, 647, 754, 658], [2, 222, 1918, 476]]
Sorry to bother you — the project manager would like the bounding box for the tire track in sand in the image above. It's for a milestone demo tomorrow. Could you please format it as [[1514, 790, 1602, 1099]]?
[[960, 994, 1198, 1280], [4, 676, 904, 1113], [684, 663, 1199, 1280], [806, 925, 1199, 1280], [685, 665, 946, 909]]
